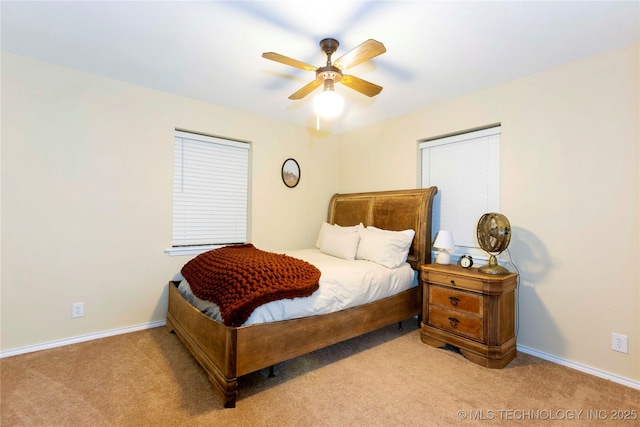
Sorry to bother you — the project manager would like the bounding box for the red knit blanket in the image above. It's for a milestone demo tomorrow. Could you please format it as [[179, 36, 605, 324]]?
[[181, 244, 321, 326]]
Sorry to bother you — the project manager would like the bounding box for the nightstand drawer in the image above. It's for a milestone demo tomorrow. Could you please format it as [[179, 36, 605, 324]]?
[[430, 285, 483, 316], [429, 305, 483, 342], [427, 271, 482, 292]]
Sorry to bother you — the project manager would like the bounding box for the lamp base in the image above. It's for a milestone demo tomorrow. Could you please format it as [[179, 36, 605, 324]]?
[[435, 250, 451, 265]]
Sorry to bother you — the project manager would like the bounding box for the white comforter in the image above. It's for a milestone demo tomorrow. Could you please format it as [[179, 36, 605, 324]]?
[[177, 248, 418, 326]]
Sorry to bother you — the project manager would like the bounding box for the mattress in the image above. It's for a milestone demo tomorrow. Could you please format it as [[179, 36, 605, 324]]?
[[177, 248, 418, 326]]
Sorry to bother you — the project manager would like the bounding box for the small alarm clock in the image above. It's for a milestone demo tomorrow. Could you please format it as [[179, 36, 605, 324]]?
[[459, 255, 473, 269]]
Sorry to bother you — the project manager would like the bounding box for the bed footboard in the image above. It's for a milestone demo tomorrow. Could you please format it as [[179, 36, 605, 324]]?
[[166, 280, 422, 408]]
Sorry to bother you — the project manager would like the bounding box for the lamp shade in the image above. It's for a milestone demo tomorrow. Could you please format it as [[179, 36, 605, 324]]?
[[433, 230, 455, 250], [313, 90, 344, 118]]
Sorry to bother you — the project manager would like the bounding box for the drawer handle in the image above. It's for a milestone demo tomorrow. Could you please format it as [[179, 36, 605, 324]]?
[[450, 279, 455, 286], [448, 296, 460, 306], [448, 317, 460, 328]]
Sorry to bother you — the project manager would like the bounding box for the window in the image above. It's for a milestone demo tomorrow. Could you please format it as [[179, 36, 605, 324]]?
[[420, 126, 500, 260], [167, 130, 250, 256]]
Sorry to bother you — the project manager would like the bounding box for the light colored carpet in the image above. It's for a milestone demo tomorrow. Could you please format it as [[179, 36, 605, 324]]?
[[2, 319, 638, 426]]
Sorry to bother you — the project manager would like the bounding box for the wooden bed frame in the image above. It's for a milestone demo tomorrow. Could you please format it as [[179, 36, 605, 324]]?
[[165, 187, 438, 408]]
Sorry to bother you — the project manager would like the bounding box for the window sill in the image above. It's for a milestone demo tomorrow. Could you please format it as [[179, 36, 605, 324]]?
[[164, 245, 222, 256]]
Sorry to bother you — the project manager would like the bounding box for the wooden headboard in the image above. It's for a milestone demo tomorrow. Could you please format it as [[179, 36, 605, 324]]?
[[327, 187, 438, 269]]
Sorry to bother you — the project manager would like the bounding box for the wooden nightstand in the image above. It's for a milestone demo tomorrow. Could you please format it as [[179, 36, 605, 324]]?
[[420, 264, 518, 368]]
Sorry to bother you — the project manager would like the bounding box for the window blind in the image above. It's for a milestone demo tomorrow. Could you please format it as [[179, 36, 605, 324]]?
[[172, 130, 249, 247], [420, 126, 500, 250]]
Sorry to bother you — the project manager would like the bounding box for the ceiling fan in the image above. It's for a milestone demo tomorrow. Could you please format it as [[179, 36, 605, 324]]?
[[262, 38, 386, 102]]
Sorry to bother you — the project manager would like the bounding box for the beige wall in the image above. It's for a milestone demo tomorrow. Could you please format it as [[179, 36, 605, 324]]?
[[337, 43, 639, 382], [2, 43, 638, 384], [1, 53, 339, 351]]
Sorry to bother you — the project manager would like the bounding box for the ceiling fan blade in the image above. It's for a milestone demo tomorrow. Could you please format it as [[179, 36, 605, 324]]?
[[333, 39, 386, 71], [340, 75, 383, 97], [262, 52, 318, 72], [289, 80, 323, 100]]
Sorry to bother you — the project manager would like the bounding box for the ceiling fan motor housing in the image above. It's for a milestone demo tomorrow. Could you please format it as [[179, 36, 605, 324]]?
[[316, 66, 342, 84]]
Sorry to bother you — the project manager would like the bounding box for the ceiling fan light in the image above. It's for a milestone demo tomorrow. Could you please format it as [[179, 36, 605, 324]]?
[[313, 89, 344, 118]]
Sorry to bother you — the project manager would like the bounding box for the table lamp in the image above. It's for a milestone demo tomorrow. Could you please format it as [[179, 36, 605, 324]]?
[[433, 230, 455, 265]]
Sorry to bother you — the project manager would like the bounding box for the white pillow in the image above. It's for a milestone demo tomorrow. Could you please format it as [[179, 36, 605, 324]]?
[[315, 222, 331, 249], [315, 222, 363, 249], [356, 226, 415, 268], [318, 226, 361, 260]]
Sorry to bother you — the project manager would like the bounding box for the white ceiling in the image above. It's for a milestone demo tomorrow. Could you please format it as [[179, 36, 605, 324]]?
[[2, 1, 638, 134]]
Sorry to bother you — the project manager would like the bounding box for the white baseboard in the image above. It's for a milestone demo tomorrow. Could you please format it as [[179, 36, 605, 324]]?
[[517, 344, 639, 390], [2, 322, 638, 391], [0, 320, 167, 359]]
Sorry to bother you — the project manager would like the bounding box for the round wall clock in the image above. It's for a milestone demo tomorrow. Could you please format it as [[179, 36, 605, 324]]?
[[281, 158, 300, 188]]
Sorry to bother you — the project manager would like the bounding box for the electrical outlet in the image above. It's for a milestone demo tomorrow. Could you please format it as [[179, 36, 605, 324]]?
[[611, 333, 628, 353], [72, 302, 84, 318]]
